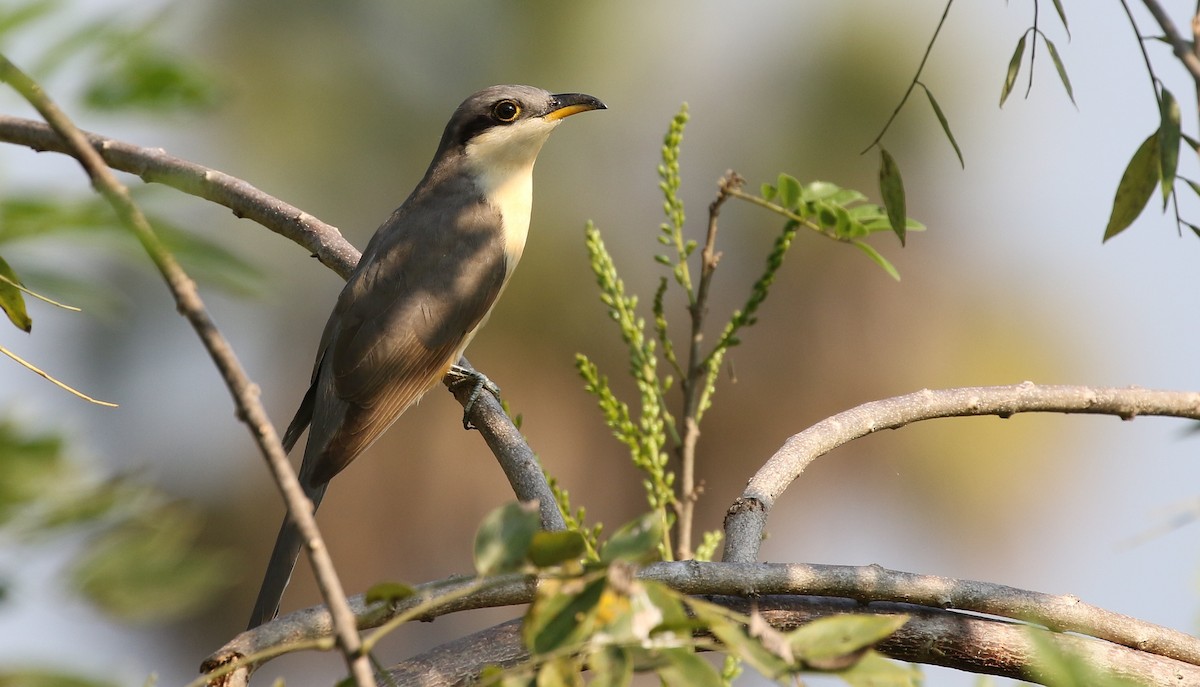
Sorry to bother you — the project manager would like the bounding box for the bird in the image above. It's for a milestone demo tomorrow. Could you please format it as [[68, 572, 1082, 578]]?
[[247, 85, 605, 628]]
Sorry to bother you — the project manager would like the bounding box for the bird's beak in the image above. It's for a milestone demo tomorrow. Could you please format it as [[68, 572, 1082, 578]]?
[[544, 93, 607, 121]]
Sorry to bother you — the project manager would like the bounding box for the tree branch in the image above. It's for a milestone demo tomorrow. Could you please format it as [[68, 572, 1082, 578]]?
[[1140, 0, 1200, 85], [211, 561, 1200, 685], [0, 59, 374, 683], [722, 383, 1200, 563]]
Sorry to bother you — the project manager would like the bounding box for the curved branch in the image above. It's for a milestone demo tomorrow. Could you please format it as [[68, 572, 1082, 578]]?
[[204, 561, 1200, 682], [383, 597, 1200, 687], [722, 383, 1200, 563]]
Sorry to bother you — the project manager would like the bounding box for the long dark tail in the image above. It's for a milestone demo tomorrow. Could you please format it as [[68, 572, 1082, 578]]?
[[246, 481, 328, 629], [247, 379, 324, 629]]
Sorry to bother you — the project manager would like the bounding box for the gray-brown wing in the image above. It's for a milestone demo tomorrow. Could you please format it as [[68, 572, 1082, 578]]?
[[306, 199, 508, 483]]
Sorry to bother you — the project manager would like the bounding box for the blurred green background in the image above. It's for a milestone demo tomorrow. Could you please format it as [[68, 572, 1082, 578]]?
[[1, 1, 1198, 685]]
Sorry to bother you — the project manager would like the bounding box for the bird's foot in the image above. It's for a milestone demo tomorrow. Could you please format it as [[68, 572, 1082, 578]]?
[[447, 365, 501, 430]]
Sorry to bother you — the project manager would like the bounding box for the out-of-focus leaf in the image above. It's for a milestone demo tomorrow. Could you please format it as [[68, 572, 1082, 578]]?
[[0, 195, 263, 297], [523, 573, 606, 653], [0, 0, 64, 41], [1104, 131, 1160, 242], [852, 240, 900, 281], [0, 670, 119, 687], [587, 647, 633, 687], [535, 657, 580, 687], [364, 581, 415, 606], [877, 148, 907, 245], [1158, 88, 1181, 208], [921, 85, 964, 168], [0, 420, 66, 525], [1000, 33, 1027, 106], [84, 49, 219, 112], [71, 504, 233, 621], [1044, 38, 1075, 106], [0, 256, 31, 332], [690, 599, 792, 679], [837, 652, 922, 687], [790, 614, 909, 665], [777, 174, 801, 209], [1051, 0, 1070, 38], [528, 530, 586, 568], [600, 513, 662, 564], [657, 648, 723, 687], [474, 501, 540, 576]]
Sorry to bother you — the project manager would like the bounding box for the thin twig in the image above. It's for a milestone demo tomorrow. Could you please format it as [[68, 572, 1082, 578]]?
[[0, 56, 374, 686], [861, 0, 956, 153], [722, 383, 1200, 564], [0, 344, 117, 406], [674, 171, 741, 560]]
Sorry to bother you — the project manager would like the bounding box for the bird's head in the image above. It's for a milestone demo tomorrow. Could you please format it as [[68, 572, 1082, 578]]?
[[434, 85, 606, 174]]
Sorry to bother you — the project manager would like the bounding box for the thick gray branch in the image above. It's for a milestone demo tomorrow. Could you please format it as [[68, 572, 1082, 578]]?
[[723, 383, 1200, 563], [206, 561, 1200, 683]]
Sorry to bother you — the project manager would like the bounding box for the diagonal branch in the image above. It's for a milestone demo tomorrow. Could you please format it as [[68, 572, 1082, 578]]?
[[0, 56, 376, 687], [722, 383, 1200, 563], [1141, 0, 1200, 85]]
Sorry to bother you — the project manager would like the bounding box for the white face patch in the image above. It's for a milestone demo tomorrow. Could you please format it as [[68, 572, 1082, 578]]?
[[464, 117, 561, 278]]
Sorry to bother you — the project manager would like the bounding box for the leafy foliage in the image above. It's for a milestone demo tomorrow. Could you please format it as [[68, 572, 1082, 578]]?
[[0, 420, 234, 622]]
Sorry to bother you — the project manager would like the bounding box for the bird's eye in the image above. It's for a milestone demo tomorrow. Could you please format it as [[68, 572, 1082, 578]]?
[[492, 99, 521, 122]]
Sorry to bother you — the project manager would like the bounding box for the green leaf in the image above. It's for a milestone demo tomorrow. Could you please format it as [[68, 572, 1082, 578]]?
[[921, 85, 963, 168], [1104, 131, 1160, 241], [535, 657, 581, 687], [1158, 88, 1181, 208], [0, 670, 119, 687], [837, 652, 922, 687], [1050, 0, 1070, 38], [474, 501, 541, 575], [523, 573, 607, 653], [1044, 38, 1075, 106], [778, 173, 801, 209], [0, 0, 64, 41], [852, 240, 900, 281], [600, 513, 663, 564], [84, 48, 220, 112], [877, 148, 907, 245], [657, 648, 724, 687], [790, 614, 909, 665], [528, 530, 587, 568], [0, 420, 66, 525], [760, 183, 778, 202], [364, 581, 416, 606], [587, 647, 633, 687], [72, 505, 233, 621], [0, 255, 31, 332], [1000, 33, 1027, 106]]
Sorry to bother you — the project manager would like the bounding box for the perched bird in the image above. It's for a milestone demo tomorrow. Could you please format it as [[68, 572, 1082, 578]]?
[[248, 85, 605, 628]]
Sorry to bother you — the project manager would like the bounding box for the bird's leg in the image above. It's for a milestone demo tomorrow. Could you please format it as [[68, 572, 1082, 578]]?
[[447, 365, 501, 430]]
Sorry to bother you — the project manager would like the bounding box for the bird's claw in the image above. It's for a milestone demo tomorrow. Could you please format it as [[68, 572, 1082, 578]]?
[[448, 365, 500, 430]]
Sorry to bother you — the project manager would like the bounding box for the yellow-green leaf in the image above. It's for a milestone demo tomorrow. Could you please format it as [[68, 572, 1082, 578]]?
[[0, 256, 31, 332], [1044, 38, 1075, 106], [1000, 33, 1027, 107], [1104, 131, 1160, 242], [528, 530, 586, 568]]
